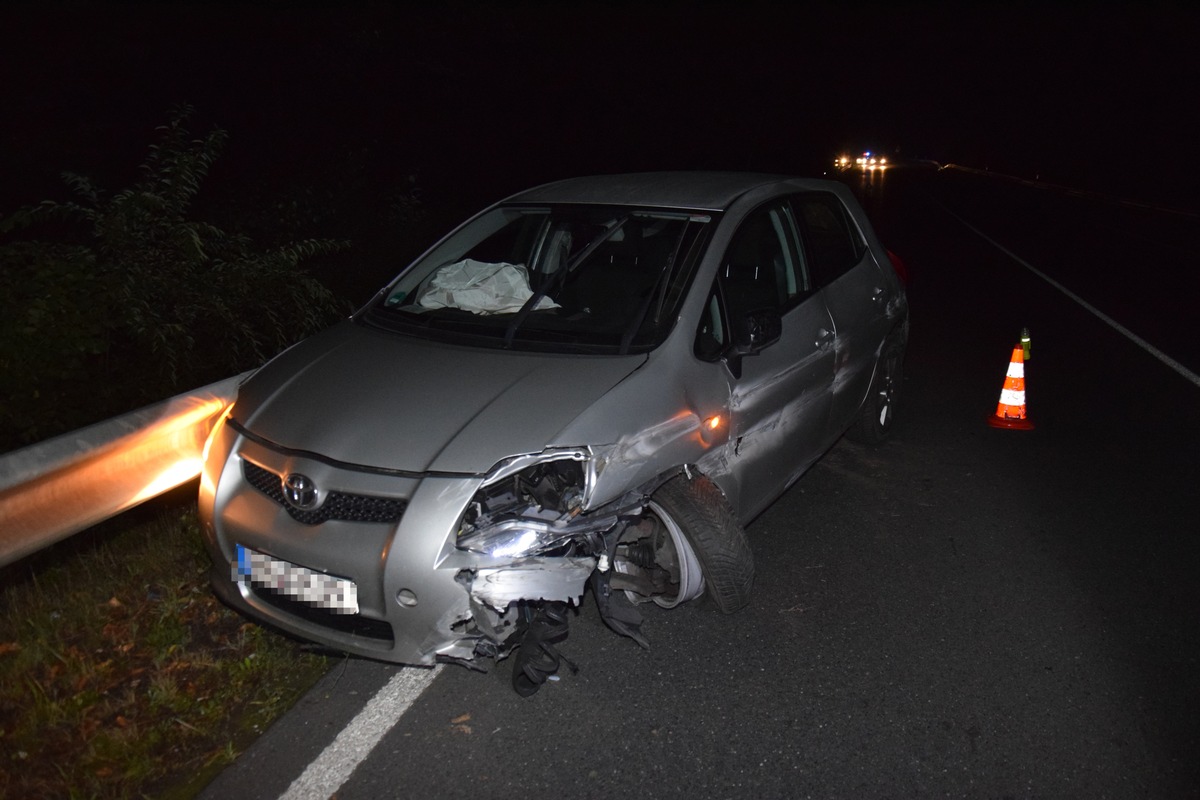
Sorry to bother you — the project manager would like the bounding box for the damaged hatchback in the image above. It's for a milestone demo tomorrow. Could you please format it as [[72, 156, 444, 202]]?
[[198, 172, 908, 695]]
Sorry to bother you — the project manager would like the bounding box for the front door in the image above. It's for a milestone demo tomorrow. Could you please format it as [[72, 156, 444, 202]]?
[[697, 200, 837, 520]]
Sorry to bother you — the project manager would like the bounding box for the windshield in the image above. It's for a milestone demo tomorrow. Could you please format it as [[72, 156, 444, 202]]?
[[361, 204, 714, 354]]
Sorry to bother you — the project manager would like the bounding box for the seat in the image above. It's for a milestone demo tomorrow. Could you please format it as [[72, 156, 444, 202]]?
[[722, 215, 784, 322]]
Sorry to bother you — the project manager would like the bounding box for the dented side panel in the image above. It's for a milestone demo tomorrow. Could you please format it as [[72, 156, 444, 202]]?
[[724, 293, 838, 521], [822, 253, 897, 432], [556, 332, 735, 512]]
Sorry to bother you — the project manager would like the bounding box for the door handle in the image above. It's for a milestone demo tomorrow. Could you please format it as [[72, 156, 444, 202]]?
[[815, 328, 835, 348]]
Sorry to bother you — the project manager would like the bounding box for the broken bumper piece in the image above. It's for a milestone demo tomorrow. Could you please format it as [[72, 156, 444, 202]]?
[[460, 556, 596, 612]]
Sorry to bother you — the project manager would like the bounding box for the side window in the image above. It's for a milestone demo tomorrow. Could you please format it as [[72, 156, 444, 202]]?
[[694, 201, 811, 360], [718, 203, 809, 319], [694, 285, 726, 361], [791, 194, 866, 288]]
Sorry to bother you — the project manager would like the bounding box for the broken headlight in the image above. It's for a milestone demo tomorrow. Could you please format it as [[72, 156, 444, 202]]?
[[456, 448, 612, 558]]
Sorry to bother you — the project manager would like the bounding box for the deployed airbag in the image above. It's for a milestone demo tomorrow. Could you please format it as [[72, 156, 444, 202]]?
[[418, 259, 560, 314]]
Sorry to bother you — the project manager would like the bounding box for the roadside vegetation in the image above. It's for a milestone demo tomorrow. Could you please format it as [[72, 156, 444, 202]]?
[[0, 491, 333, 799], [0, 105, 347, 451], [0, 108, 423, 797]]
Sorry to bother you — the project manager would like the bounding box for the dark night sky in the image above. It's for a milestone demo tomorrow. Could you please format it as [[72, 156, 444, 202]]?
[[3, 1, 1199, 215]]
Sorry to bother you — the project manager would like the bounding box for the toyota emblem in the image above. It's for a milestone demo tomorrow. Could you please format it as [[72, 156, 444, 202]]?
[[282, 473, 319, 510]]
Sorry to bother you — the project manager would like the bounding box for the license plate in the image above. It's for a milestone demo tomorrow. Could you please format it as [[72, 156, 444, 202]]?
[[234, 544, 359, 614]]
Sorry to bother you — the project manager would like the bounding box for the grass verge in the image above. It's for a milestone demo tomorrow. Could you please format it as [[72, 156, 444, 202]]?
[[0, 486, 331, 799]]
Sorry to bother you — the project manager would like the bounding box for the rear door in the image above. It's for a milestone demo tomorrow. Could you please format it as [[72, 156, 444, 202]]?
[[791, 192, 891, 432]]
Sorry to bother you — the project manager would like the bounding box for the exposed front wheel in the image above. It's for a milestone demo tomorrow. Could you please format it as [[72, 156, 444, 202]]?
[[613, 473, 754, 613]]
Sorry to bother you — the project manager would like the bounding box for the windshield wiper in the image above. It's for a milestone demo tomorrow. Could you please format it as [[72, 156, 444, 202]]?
[[504, 214, 632, 347], [617, 222, 692, 354]]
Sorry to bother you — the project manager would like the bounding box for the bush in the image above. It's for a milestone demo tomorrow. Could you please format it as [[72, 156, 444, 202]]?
[[0, 106, 347, 450]]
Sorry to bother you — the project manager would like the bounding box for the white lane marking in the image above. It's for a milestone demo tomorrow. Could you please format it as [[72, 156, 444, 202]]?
[[279, 665, 442, 800], [948, 210, 1200, 389]]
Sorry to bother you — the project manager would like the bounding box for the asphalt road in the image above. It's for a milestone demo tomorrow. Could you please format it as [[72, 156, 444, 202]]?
[[202, 166, 1200, 799]]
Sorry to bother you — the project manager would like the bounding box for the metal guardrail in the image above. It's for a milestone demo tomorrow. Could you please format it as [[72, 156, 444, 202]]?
[[0, 373, 247, 567]]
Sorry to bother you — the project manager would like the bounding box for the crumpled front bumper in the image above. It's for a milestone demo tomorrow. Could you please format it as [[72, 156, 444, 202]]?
[[199, 424, 600, 666]]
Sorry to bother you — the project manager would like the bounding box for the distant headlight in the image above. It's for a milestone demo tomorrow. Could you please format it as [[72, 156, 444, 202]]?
[[456, 448, 615, 558]]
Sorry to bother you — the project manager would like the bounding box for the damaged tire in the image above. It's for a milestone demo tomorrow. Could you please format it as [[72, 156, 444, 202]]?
[[846, 339, 904, 445], [619, 473, 754, 613]]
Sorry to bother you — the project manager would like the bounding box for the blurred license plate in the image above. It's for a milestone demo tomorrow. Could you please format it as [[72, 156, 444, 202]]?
[[234, 544, 359, 614]]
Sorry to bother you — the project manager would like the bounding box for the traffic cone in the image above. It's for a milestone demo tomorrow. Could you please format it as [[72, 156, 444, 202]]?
[[987, 343, 1034, 430]]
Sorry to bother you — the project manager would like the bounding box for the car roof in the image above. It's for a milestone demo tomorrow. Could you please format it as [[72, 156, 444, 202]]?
[[503, 171, 829, 212]]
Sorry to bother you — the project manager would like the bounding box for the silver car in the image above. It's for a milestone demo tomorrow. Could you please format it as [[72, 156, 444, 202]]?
[[199, 172, 908, 694]]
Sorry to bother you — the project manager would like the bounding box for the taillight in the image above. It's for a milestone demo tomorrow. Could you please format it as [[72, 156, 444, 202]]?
[[886, 249, 909, 285]]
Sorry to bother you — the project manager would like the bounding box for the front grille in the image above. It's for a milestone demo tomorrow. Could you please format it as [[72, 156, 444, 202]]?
[[243, 461, 407, 525]]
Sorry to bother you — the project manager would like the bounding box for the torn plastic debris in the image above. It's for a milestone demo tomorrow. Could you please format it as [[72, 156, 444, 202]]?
[[511, 602, 577, 696], [465, 556, 595, 612], [418, 259, 561, 315]]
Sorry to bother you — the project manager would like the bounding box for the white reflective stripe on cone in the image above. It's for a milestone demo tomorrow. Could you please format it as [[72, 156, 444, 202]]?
[[999, 389, 1026, 406]]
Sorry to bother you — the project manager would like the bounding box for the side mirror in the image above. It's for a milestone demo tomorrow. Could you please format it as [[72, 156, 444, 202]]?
[[724, 307, 782, 378], [733, 307, 782, 353]]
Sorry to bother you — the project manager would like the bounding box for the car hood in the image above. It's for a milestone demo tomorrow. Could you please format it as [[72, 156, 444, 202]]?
[[234, 321, 646, 474]]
